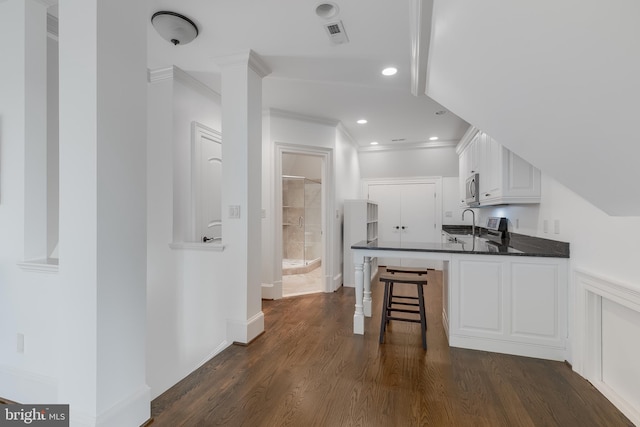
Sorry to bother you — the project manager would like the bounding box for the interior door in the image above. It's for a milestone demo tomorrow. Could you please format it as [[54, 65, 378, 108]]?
[[197, 132, 222, 242], [400, 183, 438, 268], [368, 184, 402, 266]]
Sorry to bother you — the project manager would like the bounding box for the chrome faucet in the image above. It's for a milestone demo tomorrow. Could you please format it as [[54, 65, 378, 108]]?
[[462, 208, 476, 237]]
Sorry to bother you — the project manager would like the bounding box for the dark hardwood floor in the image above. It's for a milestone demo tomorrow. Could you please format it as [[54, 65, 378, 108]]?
[[151, 270, 633, 426]]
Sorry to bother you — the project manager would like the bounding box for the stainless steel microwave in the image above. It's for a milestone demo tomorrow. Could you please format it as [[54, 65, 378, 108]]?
[[465, 173, 480, 206]]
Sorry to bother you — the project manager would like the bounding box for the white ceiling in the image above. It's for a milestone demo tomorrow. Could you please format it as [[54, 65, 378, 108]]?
[[146, 0, 469, 149]]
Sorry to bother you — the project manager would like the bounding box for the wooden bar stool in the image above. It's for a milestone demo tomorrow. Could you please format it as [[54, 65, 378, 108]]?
[[384, 266, 428, 331], [379, 271, 428, 350]]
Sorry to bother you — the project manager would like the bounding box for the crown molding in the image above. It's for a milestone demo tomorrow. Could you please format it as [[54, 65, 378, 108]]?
[[147, 66, 220, 100], [214, 49, 272, 78], [267, 108, 340, 127], [358, 139, 458, 153], [455, 125, 479, 154], [34, 0, 58, 7], [336, 122, 360, 150]]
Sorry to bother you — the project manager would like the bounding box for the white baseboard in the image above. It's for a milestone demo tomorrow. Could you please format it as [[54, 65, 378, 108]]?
[[449, 334, 566, 361], [94, 385, 150, 427], [227, 311, 265, 344], [0, 364, 58, 403], [332, 273, 342, 291], [70, 385, 150, 427], [261, 281, 282, 300]]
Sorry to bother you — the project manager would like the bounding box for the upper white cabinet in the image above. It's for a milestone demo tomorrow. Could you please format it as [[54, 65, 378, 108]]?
[[457, 128, 541, 207]]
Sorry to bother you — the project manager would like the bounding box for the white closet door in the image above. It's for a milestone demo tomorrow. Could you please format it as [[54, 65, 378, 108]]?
[[368, 184, 402, 266], [400, 183, 438, 268], [400, 183, 436, 243], [368, 182, 439, 269]]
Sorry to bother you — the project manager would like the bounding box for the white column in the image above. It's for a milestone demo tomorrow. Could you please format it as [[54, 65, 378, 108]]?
[[217, 50, 271, 343], [57, 0, 149, 425], [363, 256, 372, 316], [353, 252, 365, 334]]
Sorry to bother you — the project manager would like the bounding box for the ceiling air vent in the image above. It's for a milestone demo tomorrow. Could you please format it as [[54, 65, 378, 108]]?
[[324, 20, 349, 44]]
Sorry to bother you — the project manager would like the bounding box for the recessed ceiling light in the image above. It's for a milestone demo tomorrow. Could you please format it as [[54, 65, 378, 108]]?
[[357, 119, 368, 124], [370, 141, 379, 145], [381, 67, 397, 76], [429, 136, 439, 141], [315, 2, 339, 19]]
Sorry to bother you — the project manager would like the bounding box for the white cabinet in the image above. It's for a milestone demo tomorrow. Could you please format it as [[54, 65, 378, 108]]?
[[458, 129, 541, 207], [448, 254, 568, 360], [343, 200, 378, 287]]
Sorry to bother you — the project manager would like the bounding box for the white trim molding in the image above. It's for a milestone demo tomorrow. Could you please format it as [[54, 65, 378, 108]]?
[[274, 143, 336, 296], [573, 269, 640, 426], [227, 311, 265, 344], [268, 107, 340, 128], [17, 259, 59, 273], [147, 66, 221, 101], [358, 139, 458, 152], [214, 49, 272, 78]]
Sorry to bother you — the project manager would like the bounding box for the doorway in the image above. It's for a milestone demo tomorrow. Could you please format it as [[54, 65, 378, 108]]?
[[281, 153, 324, 296]]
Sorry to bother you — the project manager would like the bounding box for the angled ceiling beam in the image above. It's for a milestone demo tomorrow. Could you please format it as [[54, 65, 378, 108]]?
[[410, 0, 433, 96]]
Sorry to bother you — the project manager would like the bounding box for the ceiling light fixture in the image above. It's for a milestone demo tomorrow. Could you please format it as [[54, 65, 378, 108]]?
[[357, 119, 368, 124], [382, 67, 398, 76], [151, 11, 199, 46], [429, 136, 439, 141], [370, 141, 379, 145]]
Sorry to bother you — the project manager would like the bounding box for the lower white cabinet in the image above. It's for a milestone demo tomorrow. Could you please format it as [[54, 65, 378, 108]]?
[[447, 254, 568, 360]]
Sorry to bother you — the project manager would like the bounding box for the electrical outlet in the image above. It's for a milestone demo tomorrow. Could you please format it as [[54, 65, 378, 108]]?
[[543, 219, 549, 233], [554, 219, 560, 234], [228, 205, 241, 219], [445, 211, 453, 218], [261, 209, 266, 219], [515, 218, 520, 229]]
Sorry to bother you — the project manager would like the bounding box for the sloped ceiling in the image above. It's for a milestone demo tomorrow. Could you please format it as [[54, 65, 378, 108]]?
[[426, 0, 640, 216]]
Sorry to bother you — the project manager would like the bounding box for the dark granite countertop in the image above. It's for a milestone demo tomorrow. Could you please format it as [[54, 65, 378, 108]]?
[[352, 226, 570, 258]]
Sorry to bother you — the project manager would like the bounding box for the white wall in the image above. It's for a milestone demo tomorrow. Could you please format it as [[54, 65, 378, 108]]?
[[334, 125, 361, 283], [357, 146, 465, 226], [427, 0, 640, 216], [358, 145, 459, 179], [146, 69, 229, 399], [0, 0, 62, 404], [476, 176, 640, 286], [261, 111, 360, 294], [282, 153, 322, 181]]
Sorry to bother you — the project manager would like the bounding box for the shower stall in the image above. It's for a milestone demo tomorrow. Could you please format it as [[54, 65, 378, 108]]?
[[282, 175, 322, 275]]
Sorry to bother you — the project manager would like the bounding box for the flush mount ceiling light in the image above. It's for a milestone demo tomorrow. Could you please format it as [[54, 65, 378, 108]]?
[[382, 67, 398, 76], [370, 141, 379, 145], [357, 119, 368, 124], [151, 11, 199, 46], [315, 2, 340, 19], [429, 136, 439, 141]]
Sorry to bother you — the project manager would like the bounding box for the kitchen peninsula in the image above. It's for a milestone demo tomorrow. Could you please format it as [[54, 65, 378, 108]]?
[[351, 231, 570, 361]]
